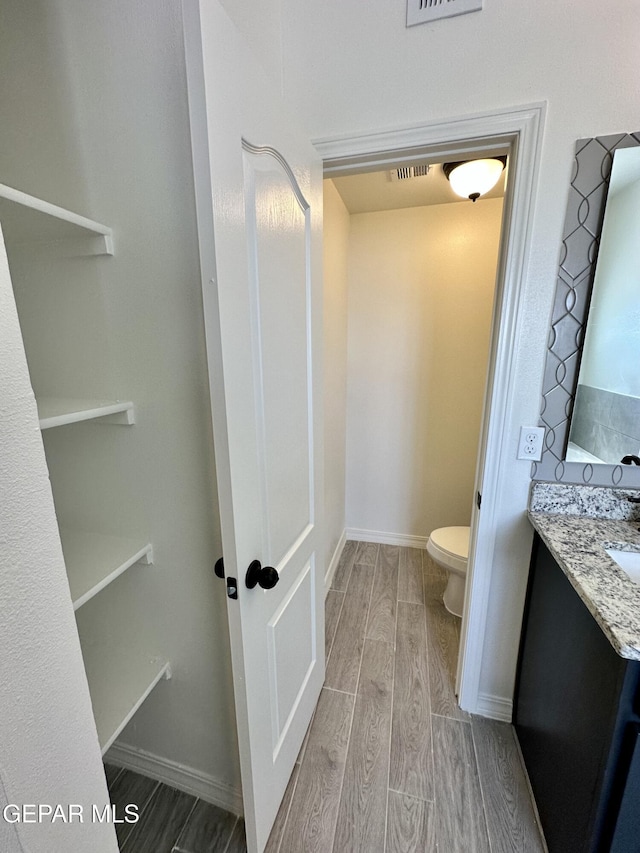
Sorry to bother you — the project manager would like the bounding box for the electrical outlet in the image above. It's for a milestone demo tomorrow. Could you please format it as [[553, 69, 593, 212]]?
[[517, 426, 545, 461]]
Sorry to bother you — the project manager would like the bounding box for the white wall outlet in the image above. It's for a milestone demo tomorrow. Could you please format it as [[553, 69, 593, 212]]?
[[517, 426, 545, 461]]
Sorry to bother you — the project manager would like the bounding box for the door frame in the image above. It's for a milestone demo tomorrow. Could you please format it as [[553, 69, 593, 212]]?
[[315, 102, 546, 715]]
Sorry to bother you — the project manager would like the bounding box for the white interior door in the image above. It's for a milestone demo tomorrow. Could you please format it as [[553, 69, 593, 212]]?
[[183, 4, 325, 851]]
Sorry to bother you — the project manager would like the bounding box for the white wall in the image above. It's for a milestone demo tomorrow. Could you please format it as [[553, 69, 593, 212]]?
[[322, 181, 350, 579], [0, 0, 240, 803], [580, 175, 640, 397], [268, 0, 640, 708], [0, 1, 88, 208], [345, 199, 503, 542], [278, 0, 640, 711], [218, 0, 283, 90], [0, 232, 117, 852], [281, 1, 638, 142]]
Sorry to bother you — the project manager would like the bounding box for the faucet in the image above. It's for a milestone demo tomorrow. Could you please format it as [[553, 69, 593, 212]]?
[[621, 455, 640, 465]]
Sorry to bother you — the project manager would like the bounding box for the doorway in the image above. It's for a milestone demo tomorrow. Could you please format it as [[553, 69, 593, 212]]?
[[316, 104, 545, 716], [332, 162, 503, 537], [323, 159, 505, 701]]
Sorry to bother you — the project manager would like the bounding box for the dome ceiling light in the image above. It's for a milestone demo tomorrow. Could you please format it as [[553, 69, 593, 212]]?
[[443, 156, 507, 202]]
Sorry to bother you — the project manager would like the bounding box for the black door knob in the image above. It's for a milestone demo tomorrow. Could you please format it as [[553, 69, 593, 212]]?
[[214, 558, 225, 579], [246, 559, 279, 590]]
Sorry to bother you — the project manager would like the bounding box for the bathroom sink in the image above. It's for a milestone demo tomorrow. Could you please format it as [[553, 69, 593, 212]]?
[[605, 548, 640, 585]]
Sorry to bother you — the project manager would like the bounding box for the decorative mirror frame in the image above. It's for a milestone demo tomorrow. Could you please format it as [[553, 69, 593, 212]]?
[[533, 130, 640, 486]]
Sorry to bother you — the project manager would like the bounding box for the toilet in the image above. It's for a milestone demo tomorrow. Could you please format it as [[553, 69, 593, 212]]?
[[426, 526, 470, 617]]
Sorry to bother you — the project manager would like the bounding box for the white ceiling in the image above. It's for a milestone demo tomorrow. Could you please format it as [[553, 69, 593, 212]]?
[[330, 161, 507, 215]]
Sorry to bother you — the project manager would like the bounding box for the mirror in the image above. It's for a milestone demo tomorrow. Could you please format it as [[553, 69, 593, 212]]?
[[566, 147, 640, 464]]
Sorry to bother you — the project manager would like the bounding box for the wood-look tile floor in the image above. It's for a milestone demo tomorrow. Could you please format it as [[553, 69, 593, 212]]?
[[266, 541, 547, 853], [104, 764, 246, 852], [106, 541, 546, 853]]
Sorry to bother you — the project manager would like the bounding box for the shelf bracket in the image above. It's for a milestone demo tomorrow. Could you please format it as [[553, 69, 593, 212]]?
[[97, 407, 136, 426], [139, 545, 154, 565]]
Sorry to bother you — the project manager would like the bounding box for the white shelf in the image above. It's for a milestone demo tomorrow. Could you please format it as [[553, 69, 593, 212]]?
[[81, 643, 171, 755], [59, 528, 153, 611], [37, 398, 135, 429], [0, 183, 113, 255]]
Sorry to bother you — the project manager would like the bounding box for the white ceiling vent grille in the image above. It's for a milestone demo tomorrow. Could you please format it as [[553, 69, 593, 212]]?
[[389, 164, 431, 182], [407, 0, 483, 27]]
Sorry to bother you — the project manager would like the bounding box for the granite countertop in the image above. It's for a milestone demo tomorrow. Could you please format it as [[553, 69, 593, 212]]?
[[529, 483, 640, 660]]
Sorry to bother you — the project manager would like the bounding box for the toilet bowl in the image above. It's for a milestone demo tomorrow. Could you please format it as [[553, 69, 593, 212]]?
[[426, 526, 470, 617]]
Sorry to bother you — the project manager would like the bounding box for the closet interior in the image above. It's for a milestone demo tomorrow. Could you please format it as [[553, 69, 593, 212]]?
[[1, 0, 241, 812], [2, 183, 168, 753]]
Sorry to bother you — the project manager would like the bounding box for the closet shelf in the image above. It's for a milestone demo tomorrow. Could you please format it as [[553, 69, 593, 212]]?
[[59, 528, 153, 611], [81, 647, 172, 755], [37, 398, 135, 429], [0, 183, 113, 255]]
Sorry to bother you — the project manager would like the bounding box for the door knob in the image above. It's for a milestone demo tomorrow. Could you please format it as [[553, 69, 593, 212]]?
[[245, 559, 279, 590], [214, 557, 225, 579]]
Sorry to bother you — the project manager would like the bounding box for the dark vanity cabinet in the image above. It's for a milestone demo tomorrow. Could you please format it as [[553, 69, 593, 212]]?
[[514, 534, 640, 852]]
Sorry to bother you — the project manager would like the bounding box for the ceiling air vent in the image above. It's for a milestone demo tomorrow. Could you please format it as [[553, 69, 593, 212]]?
[[407, 0, 483, 27], [389, 164, 431, 182]]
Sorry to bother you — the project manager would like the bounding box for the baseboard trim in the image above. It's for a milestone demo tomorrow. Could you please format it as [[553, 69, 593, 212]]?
[[475, 692, 513, 722], [325, 529, 346, 594], [346, 528, 428, 549], [106, 742, 243, 816]]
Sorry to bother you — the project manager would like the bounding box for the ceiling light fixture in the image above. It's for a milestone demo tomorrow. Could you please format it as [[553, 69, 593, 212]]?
[[443, 156, 507, 202]]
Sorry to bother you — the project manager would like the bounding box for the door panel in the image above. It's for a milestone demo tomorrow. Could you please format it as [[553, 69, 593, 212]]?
[[267, 557, 316, 753], [236, 140, 323, 851], [244, 145, 314, 564], [183, 3, 325, 851]]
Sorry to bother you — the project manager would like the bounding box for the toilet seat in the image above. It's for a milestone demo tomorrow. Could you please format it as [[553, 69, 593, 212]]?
[[427, 526, 469, 575]]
